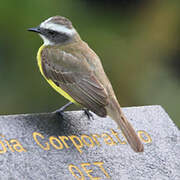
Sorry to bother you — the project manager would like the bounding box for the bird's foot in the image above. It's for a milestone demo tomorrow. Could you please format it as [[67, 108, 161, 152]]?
[[83, 109, 94, 120], [54, 102, 73, 118]]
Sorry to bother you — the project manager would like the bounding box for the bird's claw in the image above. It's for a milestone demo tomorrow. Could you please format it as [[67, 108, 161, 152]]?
[[83, 109, 94, 120], [54, 102, 73, 118]]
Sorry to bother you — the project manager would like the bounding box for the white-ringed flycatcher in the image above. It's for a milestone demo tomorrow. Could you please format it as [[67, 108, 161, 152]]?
[[28, 16, 144, 152]]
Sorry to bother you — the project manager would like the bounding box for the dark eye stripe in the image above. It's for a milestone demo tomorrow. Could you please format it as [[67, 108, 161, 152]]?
[[40, 28, 70, 44], [40, 28, 57, 36], [48, 30, 57, 35]]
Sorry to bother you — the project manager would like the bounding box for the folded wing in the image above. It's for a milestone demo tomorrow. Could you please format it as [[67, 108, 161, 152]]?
[[41, 46, 108, 117]]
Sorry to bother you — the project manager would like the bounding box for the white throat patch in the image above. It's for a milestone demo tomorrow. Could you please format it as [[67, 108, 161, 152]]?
[[39, 34, 54, 46]]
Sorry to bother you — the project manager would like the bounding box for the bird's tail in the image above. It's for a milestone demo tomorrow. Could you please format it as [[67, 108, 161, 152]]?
[[107, 97, 144, 152]]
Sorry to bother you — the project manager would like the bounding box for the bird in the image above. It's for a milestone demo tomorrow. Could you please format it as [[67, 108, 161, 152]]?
[[28, 16, 144, 152]]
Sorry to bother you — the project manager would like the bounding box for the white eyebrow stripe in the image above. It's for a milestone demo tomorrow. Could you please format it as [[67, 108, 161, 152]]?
[[40, 22, 76, 35]]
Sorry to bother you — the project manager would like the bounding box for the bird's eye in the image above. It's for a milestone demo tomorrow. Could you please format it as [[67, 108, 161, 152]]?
[[48, 30, 56, 36]]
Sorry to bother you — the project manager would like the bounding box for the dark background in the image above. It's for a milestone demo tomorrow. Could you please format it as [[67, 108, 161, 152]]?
[[0, 0, 180, 128]]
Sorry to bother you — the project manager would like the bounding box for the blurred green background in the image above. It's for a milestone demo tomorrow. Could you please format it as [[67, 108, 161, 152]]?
[[0, 0, 180, 128]]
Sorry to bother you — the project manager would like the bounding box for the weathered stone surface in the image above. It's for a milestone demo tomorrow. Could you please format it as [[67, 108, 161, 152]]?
[[0, 105, 179, 180]]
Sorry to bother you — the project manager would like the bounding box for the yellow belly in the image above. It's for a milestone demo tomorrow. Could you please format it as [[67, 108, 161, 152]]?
[[37, 45, 76, 103]]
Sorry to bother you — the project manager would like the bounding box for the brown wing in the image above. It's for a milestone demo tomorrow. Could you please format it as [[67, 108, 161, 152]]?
[[41, 45, 108, 117]]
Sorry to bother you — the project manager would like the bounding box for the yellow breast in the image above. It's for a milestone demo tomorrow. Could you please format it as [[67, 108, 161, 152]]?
[[37, 45, 77, 103]]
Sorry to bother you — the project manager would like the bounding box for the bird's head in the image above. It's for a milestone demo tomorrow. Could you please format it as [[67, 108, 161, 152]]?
[[28, 16, 79, 45]]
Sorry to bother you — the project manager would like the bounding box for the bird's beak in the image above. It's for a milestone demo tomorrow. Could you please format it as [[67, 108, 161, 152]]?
[[27, 27, 41, 33]]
